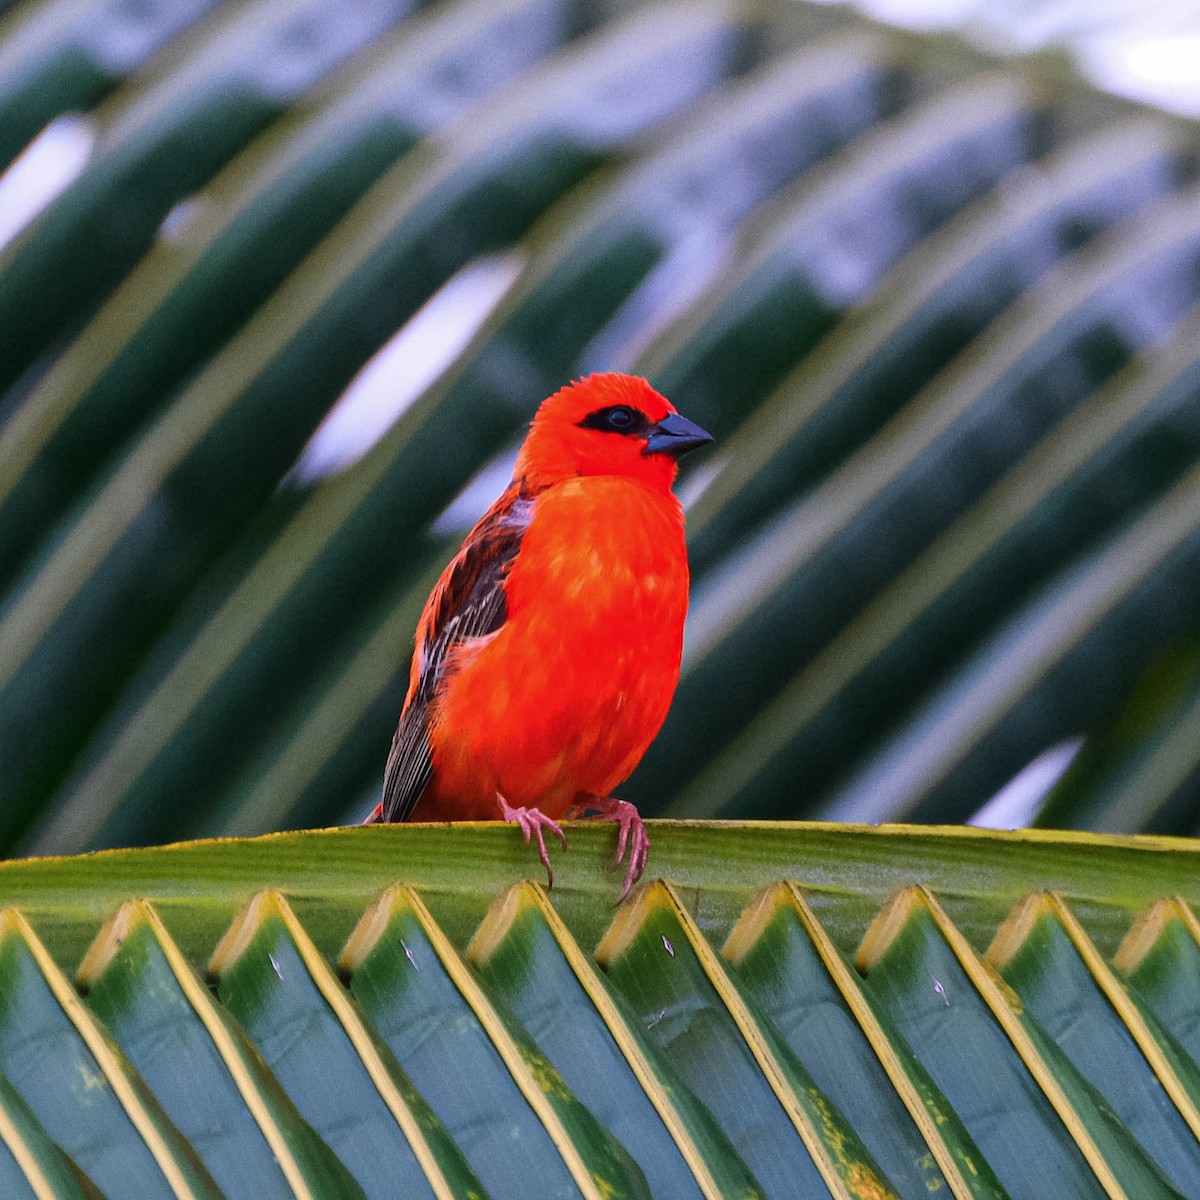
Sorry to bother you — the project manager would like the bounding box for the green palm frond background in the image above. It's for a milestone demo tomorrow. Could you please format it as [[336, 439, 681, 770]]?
[[4, 0, 1200, 854], [8, 0, 1200, 1190]]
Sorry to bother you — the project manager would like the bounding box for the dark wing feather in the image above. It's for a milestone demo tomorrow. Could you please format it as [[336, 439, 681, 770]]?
[[380, 494, 531, 822]]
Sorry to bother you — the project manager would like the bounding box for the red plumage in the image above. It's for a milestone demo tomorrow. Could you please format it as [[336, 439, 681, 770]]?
[[369, 373, 711, 899]]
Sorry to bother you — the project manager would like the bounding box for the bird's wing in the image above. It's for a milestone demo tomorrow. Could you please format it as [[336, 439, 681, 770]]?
[[380, 491, 532, 822]]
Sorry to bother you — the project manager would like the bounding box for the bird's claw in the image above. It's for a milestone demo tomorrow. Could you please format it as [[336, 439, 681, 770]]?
[[362, 803, 384, 825], [583, 796, 649, 903], [498, 795, 567, 889]]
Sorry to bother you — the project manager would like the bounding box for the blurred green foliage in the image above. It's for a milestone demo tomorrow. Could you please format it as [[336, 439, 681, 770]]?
[[3, 0, 1200, 855]]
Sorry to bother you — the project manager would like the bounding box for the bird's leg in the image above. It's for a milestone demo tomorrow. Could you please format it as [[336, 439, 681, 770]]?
[[578, 795, 649, 903], [497, 793, 568, 889], [362, 803, 384, 825]]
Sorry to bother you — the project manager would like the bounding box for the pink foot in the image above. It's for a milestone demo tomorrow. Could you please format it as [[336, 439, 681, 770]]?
[[362, 802, 383, 825], [580, 795, 649, 903], [498, 794, 568, 889]]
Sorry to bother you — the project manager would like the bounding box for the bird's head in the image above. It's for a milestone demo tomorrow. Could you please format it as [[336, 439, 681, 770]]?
[[515, 373, 712, 492]]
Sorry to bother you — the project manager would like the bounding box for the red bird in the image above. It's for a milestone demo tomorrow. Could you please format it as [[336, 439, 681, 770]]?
[[366, 373, 711, 899]]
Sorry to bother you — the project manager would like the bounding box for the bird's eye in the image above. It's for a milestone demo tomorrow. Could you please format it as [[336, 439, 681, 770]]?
[[577, 404, 648, 436]]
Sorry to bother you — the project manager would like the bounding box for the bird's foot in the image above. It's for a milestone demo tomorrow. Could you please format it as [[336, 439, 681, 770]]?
[[362, 803, 384, 825], [498, 795, 568, 889], [580, 795, 649, 903]]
